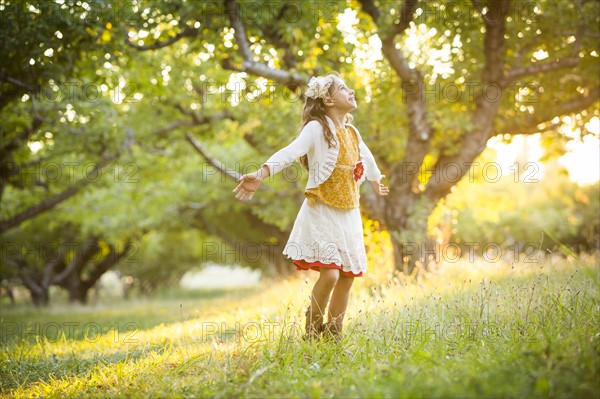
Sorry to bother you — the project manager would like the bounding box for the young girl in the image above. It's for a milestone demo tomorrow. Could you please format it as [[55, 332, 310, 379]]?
[[233, 74, 389, 341]]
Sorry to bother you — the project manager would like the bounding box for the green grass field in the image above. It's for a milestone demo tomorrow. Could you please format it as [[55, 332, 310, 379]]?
[[1, 255, 599, 398]]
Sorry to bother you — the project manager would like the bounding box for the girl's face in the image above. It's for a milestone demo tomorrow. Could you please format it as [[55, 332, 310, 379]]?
[[326, 76, 356, 112]]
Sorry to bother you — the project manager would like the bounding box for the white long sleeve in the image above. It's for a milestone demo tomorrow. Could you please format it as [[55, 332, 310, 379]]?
[[359, 140, 383, 182], [262, 122, 318, 177]]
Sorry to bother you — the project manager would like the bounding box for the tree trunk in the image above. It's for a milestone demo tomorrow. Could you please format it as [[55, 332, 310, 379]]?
[[67, 284, 88, 304], [384, 187, 438, 274], [1, 280, 16, 305], [269, 241, 296, 277], [17, 269, 50, 307], [23, 281, 50, 307], [30, 287, 49, 307], [58, 272, 88, 304], [53, 240, 131, 304]]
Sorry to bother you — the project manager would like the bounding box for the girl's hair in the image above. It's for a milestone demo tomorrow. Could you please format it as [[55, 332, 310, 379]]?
[[297, 73, 353, 169]]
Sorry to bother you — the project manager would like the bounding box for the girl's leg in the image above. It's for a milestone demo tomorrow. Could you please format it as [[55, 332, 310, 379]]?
[[310, 268, 340, 316], [327, 274, 355, 325], [305, 268, 339, 339]]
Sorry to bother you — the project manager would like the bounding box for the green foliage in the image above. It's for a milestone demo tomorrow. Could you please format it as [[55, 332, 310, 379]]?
[[433, 158, 600, 253]]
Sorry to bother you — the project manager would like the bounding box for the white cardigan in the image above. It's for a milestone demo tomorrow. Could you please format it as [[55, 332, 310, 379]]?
[[262, 116, 383, 189]]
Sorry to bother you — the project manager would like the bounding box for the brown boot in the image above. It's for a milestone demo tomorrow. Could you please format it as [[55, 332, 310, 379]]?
[[303, 306, 324, 341], [322, 321, 343, 342]]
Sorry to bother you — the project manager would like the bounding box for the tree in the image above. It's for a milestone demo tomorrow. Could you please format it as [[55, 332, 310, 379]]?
[[0, 0, 227, 303], [0, 0, 140, 304], [1, 215, 134, 305], [120, 0, 598, 273], [356, 0, 599, 271]]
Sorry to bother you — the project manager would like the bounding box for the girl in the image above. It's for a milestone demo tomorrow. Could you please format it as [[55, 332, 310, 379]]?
[[233, 74, 389, 341]]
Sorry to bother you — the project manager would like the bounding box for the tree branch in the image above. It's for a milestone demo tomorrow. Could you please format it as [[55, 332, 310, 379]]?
[[0, 156, 116, 233], [52, 237, 100, 285], [242, 132, 262, 152], [3, 12, 246, 234], [12, 259, 46, 298], [505, 57, 580, 84], [504, 0, 587, 86], [125, 26, 198, 51], [184, 132, 241, 182], [223, 0, 306, 87], [0, 73, 37, 92], [359, 0, 381, 23], [42, 243, 70, 288], [261, 5, 300, 70], [83, 241, 133, 289], [497, 86, 600, 135], [480, 0, 511, 84], [359, 0, 419, 83], [389, 0, 418, 37], [154, 109, 234, 136], [424, 86, 599, 201], [185, 132, 292, 197], [494, 122, 561, 136], [153, 120, 199, 136]]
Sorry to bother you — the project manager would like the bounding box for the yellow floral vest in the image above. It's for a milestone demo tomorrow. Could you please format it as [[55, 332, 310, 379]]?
[[305, 126, 360, 209]]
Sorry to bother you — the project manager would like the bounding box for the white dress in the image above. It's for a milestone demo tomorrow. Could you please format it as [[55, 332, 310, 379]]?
[[282, 199, 367, 276]]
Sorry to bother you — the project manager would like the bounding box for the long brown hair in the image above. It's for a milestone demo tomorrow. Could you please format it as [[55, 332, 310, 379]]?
[[297, 73, 352, 169]]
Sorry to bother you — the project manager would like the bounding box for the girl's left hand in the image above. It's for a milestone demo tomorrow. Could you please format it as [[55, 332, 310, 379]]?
[[371, 175, 389, 196]]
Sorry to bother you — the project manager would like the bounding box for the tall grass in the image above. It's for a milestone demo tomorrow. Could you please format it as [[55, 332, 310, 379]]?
[[1, 254, 598, 398]]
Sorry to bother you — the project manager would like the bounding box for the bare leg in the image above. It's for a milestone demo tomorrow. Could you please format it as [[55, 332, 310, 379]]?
[[327, 274, 355, 325], [310, 268, 340, 317], [304, 268, 340, 340]]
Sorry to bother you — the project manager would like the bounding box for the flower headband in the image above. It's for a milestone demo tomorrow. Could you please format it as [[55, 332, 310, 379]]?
[[304, 75, 334, 99]]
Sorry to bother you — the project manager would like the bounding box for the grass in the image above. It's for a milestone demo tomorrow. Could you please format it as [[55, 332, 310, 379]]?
[[1, 254, 599, 398]]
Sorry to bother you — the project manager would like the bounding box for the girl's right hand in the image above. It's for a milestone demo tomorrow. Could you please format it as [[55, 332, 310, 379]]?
[[233, 166, 269, 201]]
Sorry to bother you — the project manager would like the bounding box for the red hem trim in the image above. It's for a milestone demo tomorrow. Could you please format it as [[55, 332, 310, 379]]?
[[293, 259, 363, 277]]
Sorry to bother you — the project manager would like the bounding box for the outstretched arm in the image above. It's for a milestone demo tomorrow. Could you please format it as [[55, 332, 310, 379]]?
[[262, 122, 317, 177], [233, 122, 317, 202], [233, 165, 270, 201]]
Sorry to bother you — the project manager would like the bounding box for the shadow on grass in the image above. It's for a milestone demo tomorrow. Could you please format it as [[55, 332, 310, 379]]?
[[0, 285, 263, 393], [1, 286, 261, 344]]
